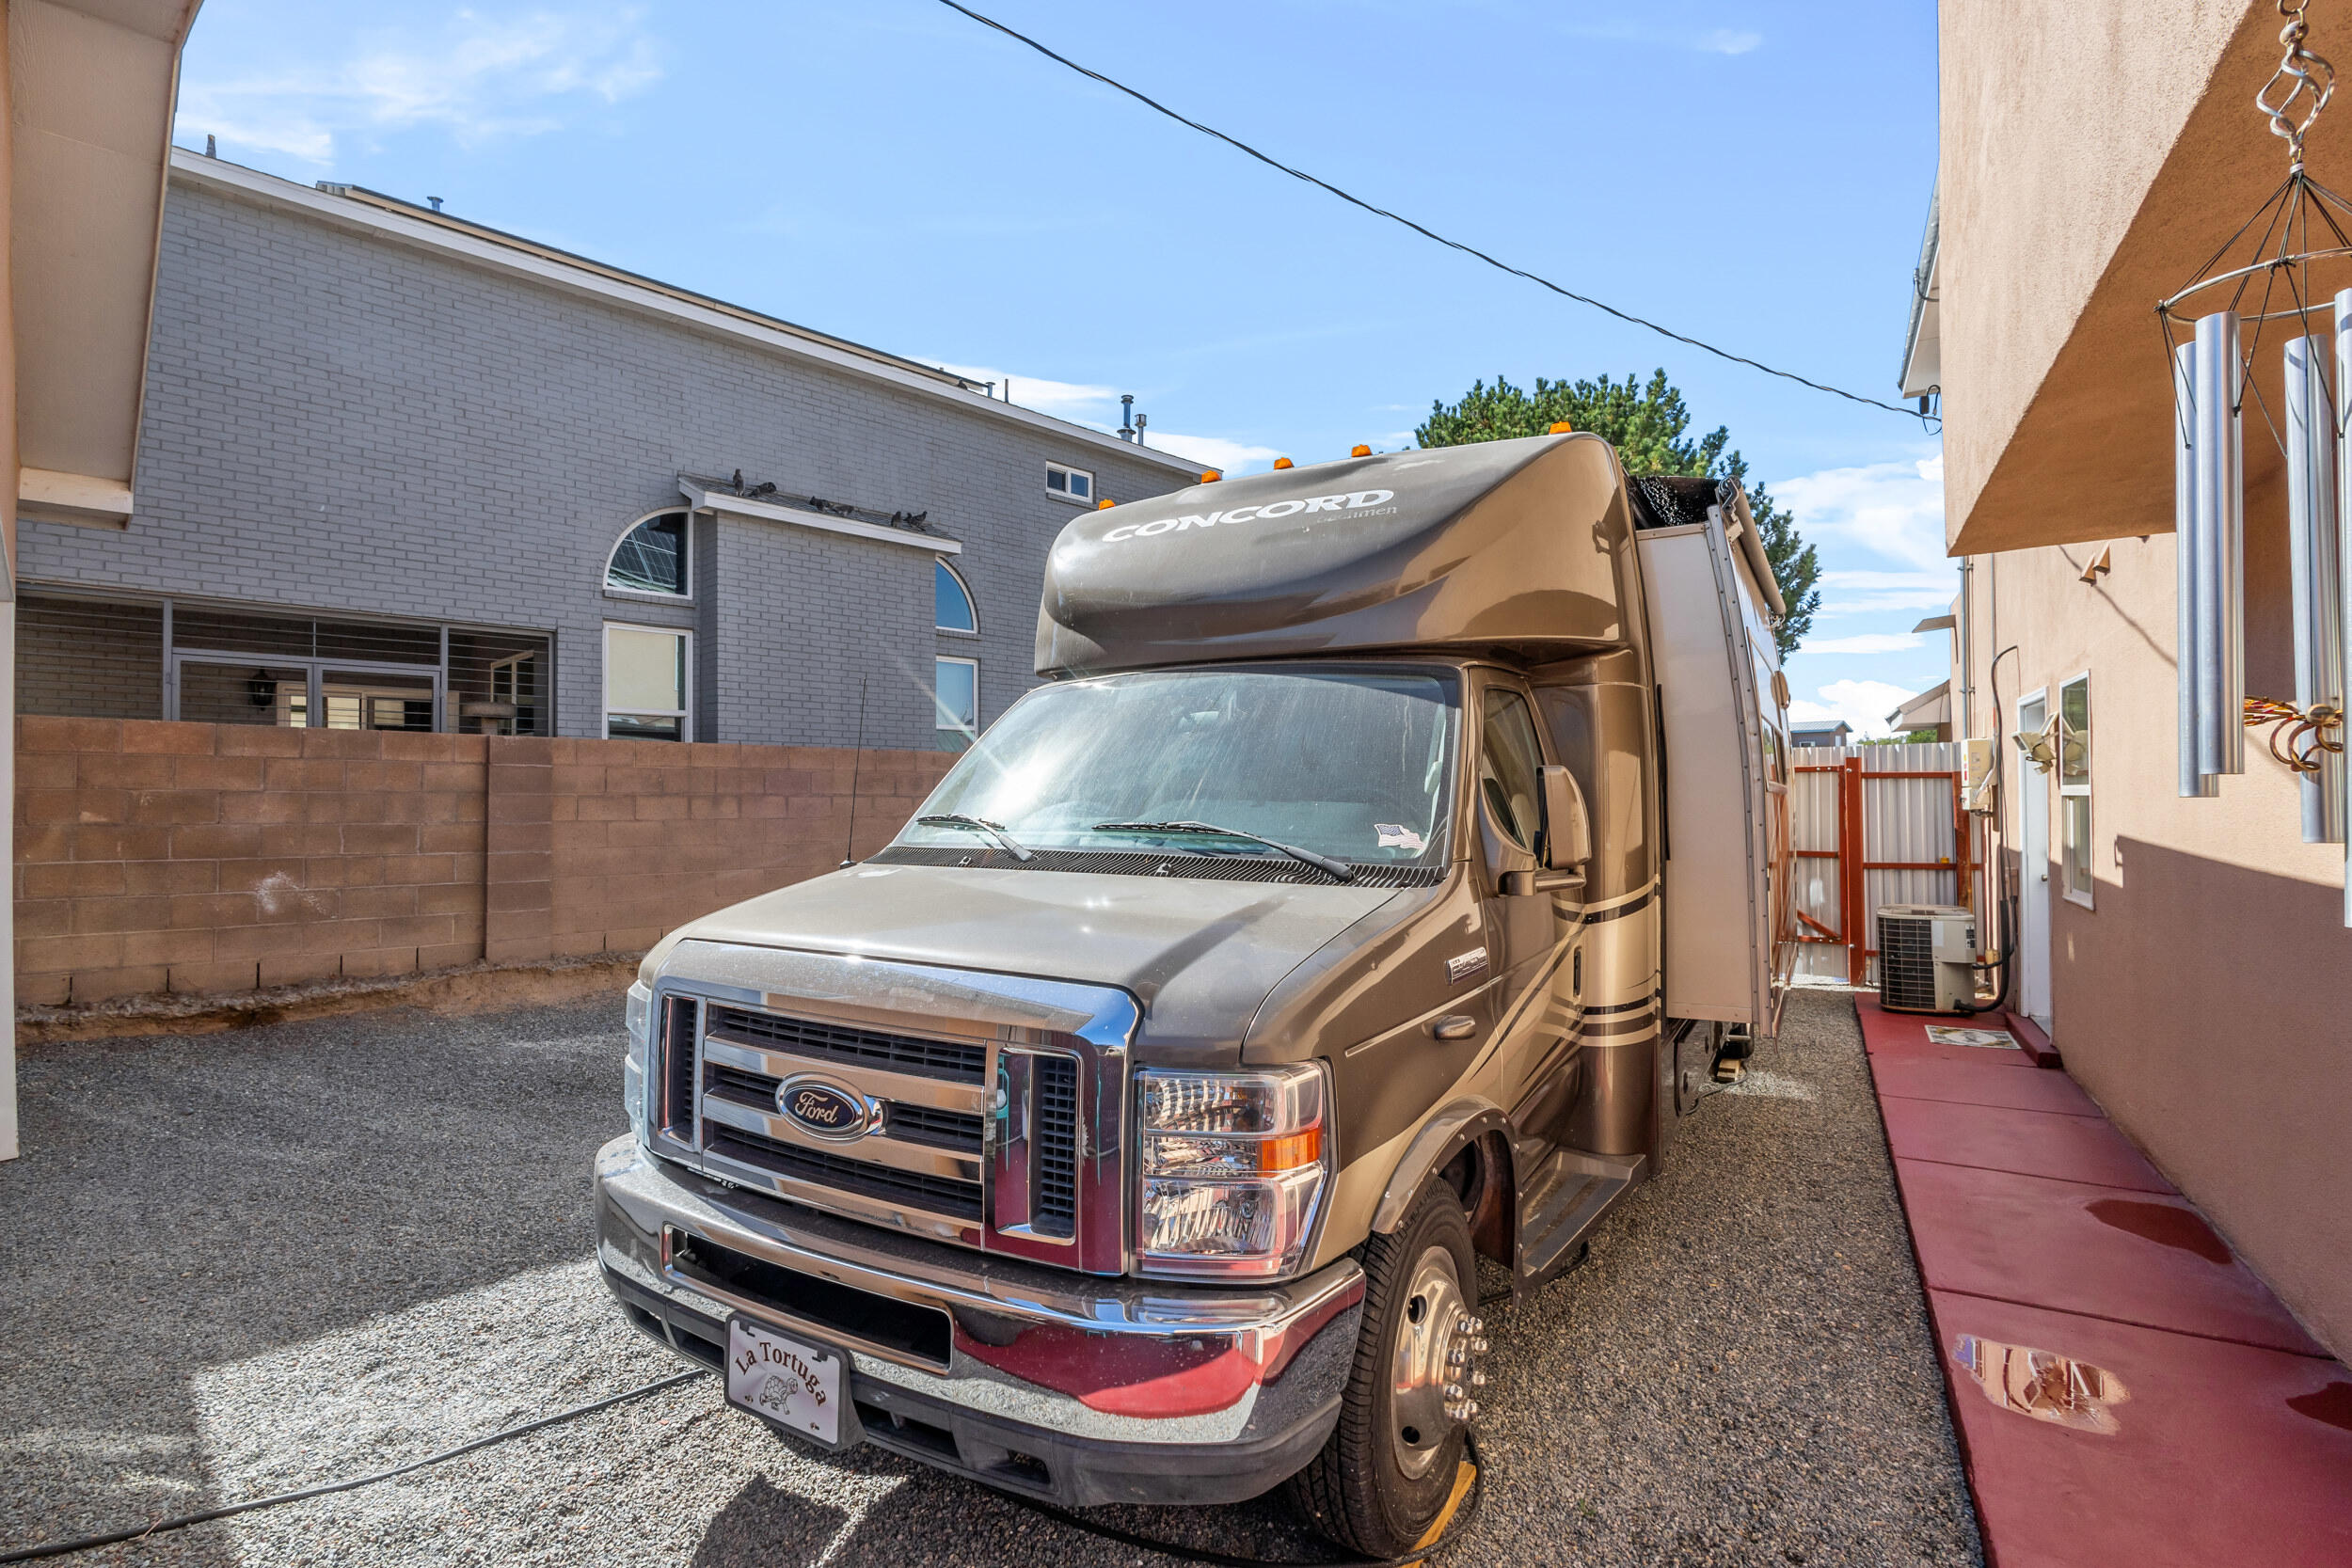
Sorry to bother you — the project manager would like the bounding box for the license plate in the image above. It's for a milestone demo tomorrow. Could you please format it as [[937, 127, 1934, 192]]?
[[724, 1316, 845, 1446]]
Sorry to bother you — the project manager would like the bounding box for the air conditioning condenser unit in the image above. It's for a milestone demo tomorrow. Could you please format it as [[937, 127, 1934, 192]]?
[[1877, 904, 1979, 1014]]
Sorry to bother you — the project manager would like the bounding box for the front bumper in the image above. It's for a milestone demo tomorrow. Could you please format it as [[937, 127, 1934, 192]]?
[[595, 1134, 1363, 1508]]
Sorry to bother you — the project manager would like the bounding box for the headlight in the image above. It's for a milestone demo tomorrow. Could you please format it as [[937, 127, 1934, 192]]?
[[624, 982, 652, 1125], [1136, 1064, 1328, 1279]]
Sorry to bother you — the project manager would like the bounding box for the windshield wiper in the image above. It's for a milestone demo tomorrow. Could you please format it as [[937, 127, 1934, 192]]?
[[916, 814, 1035, 862], [1091, 820, 1354, 883]]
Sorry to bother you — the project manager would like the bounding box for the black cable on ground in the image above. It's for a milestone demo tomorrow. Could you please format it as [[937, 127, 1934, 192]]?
[[930, 0, 1936, 428], [4, 1358, 1489, 1567], [0, 1370, 708, 1564]]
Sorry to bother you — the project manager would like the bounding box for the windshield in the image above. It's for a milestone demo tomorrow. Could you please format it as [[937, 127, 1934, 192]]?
[[898, 667, 1458, 867]]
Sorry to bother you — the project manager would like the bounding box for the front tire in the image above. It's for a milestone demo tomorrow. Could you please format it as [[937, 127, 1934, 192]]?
[[1286, 1183, 1485, 1558]]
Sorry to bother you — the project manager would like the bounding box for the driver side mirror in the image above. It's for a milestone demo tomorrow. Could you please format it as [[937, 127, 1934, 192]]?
[[1539, 765, 1590, 871]]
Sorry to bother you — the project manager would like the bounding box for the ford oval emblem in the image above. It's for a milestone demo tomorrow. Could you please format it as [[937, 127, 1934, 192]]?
[[775, 1075, 872, 1140]]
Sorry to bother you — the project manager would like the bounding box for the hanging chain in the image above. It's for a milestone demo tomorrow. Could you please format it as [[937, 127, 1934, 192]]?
[[2260, 0, 2337, 169]]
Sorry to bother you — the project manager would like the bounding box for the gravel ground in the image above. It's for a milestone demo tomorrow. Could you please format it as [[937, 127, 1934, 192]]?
[[0, 986, 1981, 1567]]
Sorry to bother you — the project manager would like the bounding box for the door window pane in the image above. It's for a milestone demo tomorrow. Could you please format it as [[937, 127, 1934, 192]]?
[[178, 662, 309, 726], [322, 670, 435, 731], [935, 657, 978, 730], [1479, 689, 1545, 849]]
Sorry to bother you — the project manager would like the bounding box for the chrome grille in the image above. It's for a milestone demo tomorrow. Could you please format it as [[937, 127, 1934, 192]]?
[[706, 1005, 985, 1081], [885, 1103, 987, 1149], [1033, 1056, 1078, 1238], [705, 1124, 983, 1221], [647, 954, 1133, 1274]]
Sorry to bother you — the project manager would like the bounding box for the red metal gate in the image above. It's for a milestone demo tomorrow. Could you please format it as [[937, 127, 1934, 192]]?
[[1791, 748, 1978, 986]]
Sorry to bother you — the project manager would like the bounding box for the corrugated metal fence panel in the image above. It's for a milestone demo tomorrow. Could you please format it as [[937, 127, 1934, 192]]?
[[1790, 747, 1847, 980], [1789, 743, 1982, 984]]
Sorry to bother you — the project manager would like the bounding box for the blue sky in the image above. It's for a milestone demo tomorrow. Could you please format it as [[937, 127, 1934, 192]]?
[[174, 0, 1950, 735]]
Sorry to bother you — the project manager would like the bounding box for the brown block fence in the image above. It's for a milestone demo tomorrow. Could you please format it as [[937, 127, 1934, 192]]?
[[13, 718, 955, 1006]]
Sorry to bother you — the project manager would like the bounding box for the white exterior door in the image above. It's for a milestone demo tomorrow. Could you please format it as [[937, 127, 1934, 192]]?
[[2017, 693, 2053, 1030]]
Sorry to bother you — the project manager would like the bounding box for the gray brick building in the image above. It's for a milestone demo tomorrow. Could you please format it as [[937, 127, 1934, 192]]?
[[15, 149, 1200, 749]]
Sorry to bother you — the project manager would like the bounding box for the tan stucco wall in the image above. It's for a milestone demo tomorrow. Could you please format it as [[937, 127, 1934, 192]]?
[[1956, 524, 2352, 1357], [1932, 1, 2352, 554]]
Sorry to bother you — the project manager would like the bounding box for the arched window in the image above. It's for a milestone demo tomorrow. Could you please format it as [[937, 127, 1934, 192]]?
[[934, 560, 977, 633], [608, 511, 689, 597]]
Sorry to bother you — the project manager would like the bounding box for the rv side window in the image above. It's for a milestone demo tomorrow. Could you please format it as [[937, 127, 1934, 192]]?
[[1479, 689, 1545, 851]]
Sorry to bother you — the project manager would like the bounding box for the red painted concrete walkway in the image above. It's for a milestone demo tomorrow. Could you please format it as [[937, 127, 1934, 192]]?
[[1855, 995, 2352, 1568]]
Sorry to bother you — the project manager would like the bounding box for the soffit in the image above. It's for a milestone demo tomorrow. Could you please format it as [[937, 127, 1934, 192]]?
[[1945, 1, 2347, 554], [9, 0, 199, 520]]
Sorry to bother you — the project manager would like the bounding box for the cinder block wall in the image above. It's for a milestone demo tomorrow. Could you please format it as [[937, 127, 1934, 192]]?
[[516, 736, 952, 962], [13, 717, 954, 1006]]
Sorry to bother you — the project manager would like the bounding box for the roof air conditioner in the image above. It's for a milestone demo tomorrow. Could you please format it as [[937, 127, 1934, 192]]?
[[1877, 904, 1979, 1014]]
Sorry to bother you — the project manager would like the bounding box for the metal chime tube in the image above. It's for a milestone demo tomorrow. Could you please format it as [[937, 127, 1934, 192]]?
[[2335, 292, 2352, 920], [2175, 341, 2216, 799], [2284, 332, 2345, 842], [2192, 311, 2246, 777]]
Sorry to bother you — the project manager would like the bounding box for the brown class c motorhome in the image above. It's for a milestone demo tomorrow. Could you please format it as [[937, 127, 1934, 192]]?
[[595, 431, 1799, 1556]]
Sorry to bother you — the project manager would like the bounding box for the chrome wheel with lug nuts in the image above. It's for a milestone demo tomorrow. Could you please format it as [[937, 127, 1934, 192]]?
[[1390, 1245, 1486, 1478], [1286, 1182, 1483, 1558]]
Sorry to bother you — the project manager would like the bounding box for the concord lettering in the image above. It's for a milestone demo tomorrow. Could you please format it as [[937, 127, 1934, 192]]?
[[1100, 489, 1396, 543]]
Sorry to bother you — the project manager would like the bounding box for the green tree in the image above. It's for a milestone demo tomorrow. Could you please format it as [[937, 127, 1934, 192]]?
[[1416, 371, 1822, 658]]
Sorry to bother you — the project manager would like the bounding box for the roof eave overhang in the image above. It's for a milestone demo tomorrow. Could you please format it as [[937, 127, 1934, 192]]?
[[10, 0, 204, 538], [1945, 5, 2322, 557]]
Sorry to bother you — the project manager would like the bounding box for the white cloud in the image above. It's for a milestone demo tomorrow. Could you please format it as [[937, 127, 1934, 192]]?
[[932, 361, 1283, 473], [1801, 632, 1923, 655], [1816, 569, 1960, 616], [1144, 433, 1286, 473], [1789, 679, 1918, 739], [1560, 18, 1765, 55], [178, 9, 663, 165], [932, 363, 1119, 419], [1772, 454, 1948, 573]]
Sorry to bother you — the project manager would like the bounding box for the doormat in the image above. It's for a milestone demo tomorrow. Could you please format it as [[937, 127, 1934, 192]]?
[[1924, 1025, 2021, 1050]]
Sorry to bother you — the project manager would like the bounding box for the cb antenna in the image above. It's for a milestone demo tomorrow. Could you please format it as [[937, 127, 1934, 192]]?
[[840, 674, 868, 869]]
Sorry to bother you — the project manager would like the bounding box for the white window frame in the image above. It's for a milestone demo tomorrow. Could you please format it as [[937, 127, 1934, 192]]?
[[604, 509, 692, 604], [604, 621, 692, 741], [2058, 669, 2093, 909], [1045, 463, 1094, 505], [934, 559, 979, 637], [934, 654, 979, 734]]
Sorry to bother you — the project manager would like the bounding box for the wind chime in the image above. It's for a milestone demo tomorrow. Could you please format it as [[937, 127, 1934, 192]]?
[[2161, 0, 2352, 923]]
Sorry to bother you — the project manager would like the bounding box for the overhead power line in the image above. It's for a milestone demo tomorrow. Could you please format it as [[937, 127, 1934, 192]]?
[[933, 0, 1931, 426]]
